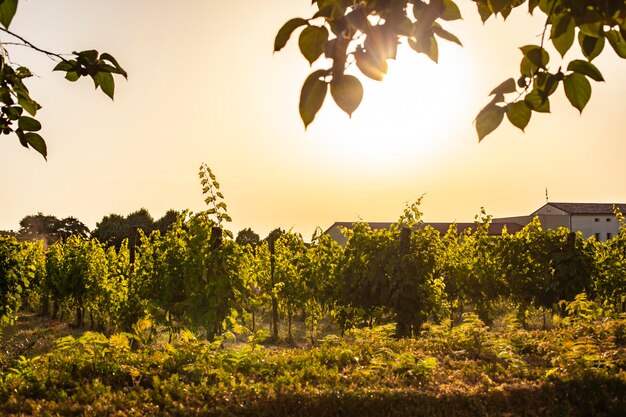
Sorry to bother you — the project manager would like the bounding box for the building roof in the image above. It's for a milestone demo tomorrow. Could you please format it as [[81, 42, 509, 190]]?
[[325, 221, 524, 236], [542, 202, 626, 215]]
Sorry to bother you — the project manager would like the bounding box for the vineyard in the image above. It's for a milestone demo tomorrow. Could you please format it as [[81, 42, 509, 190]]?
[[1, 174, 626, 415]]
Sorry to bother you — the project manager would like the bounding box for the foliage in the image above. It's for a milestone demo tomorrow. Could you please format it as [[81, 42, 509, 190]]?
[[17, 213, 89, 246], [0, 0, 126, 159], [277, 0, 625, 139], [0, 235, 42, 326]]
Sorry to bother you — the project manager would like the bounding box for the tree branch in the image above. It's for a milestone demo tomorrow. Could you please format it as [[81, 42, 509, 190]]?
[[0, 27, 66, 61]]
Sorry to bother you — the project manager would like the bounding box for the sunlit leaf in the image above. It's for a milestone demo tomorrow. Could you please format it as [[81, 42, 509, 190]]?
[[578, 33, 604, 61], [95, 72, 115, 100], [441, 0, 462, 21], [490, 78, 516, 96], [274, 18, 308, 52], [299, 70, 328, 128], [0, 0, 17, 29], [506, 101, 531, 131], [551, 14, 575, 57], [524, 89, 550, 113], [100, 53, 128, 79], [606, 29, 626, 59], [330, 75, 363, 117], [355, 49, 387, 81], [432, 23, 462, 46], [18, 116, 41, 132], [299, 25, 329, 65], [475, 100, 505, 141], [567, 60, 604, 82], [563, 73, 591, 113], [24, 132, 47, 160]]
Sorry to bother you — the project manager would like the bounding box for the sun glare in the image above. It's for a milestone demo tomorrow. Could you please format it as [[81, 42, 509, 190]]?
[[309, 43, 477, 176]]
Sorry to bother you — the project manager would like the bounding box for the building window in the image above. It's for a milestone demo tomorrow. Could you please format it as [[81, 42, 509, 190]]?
[[607, 233, 612, 240], [595, 233, 601, 240], [606, 218, 611, 222], [594, 218, 599, 222]]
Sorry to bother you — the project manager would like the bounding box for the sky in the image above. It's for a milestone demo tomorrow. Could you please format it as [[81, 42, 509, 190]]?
[[1, 0, 625, 240]]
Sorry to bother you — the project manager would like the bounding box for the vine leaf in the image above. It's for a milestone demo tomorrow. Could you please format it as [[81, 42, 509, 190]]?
[[330, 75, 363, 118], [563, 73, 591, 113]]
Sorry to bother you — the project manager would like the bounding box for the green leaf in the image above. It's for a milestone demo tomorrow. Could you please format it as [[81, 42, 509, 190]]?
[[298, 26, 329, 65], [18, 116, 41, 132], [506, 101, 531, 131], [476, 3, 492, 22], [76, 50, 98, 62], [95, 71, 115, 100], [24, 132, 47, 160], [330, 75, 363, 117], [409, 32, 438, 63], [0, 0, 18, 29], [563, 73, 591, 113], [490, 78, 516, 96], [524, 89, 550, 113], [100, 53, 128, 79], [274, 18, 308, 52], [65, 71, 80, 82], [475, 100, 505, 141], [606, 29, 626, 59], [432, 23, 462, 46], [355, 49, 387, 81], [16, 129, 27, 147], [567, 60, 604, 82], [578, 33, 604, 61], [299, 70, 328, 128], [488, 0, 508, 14], [53, 60, 75, 72], [551, 14, 575, 57], [17, 94, 39, 116], [440, 0, 462, 21], [520, 45, 549, 68]]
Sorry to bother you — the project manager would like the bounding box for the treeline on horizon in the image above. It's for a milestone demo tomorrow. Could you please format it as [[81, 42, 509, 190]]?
[[1, 198, 625, 342]]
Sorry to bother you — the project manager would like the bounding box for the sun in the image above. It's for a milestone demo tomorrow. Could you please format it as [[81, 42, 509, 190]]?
[[308, 42, 478, 175]]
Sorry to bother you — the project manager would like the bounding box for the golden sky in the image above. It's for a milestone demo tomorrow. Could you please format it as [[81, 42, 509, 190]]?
[[1, 0, 625, 239]]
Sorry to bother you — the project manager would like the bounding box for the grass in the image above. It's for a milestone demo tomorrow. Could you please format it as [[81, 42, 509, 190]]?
[[1, 307, 625, 416]]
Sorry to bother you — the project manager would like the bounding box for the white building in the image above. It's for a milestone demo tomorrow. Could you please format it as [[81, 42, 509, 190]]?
[[326, 202, 626, 244], [493, 202, 626, 242]]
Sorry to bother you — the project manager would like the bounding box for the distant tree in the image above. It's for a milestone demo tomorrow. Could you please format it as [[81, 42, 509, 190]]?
[[17, 213, 60, 245], [92, 214, 126, 248], [236, 227, 261, 247], [56, 216, 90, 240], [92, 209, 155, 249], [125, 208, 155, 247], [264, 228, 285, 244], [154, 210, 180, 235]]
